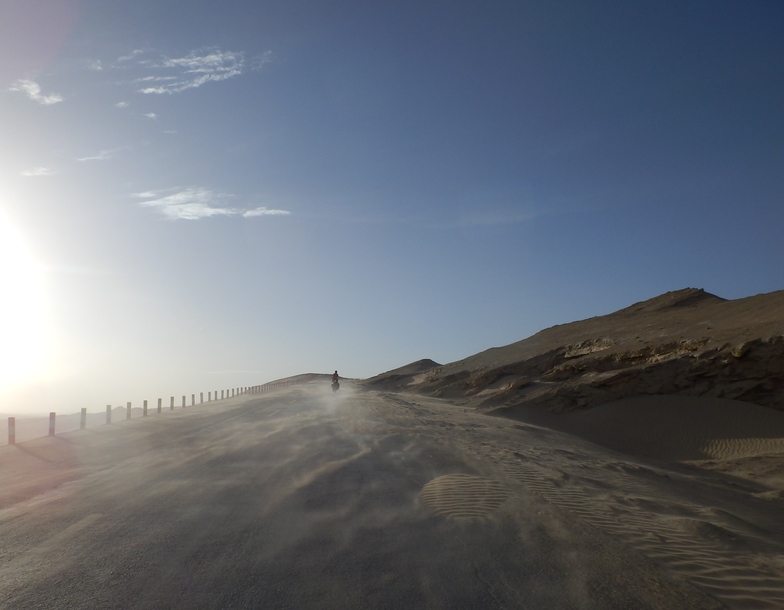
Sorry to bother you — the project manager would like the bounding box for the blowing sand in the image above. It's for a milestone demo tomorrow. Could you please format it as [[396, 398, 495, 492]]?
[[3, 384, 784, 608]]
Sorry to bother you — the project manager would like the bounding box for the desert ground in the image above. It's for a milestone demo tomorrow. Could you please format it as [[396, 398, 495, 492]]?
[[1, 381, 783, 609], [2, 288, 783, 608]]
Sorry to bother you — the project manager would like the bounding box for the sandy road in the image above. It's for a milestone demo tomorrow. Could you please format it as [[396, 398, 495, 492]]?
[[0, 382, 773, 609]]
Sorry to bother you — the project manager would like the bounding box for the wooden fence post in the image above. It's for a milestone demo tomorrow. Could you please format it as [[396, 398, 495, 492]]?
[[8, 417, 15, 445], [80, 408, 87, 429], [181, 395, 185, 408], [126, 402, 131, 420], [200, 392, 203, 404], [170, 396, 174, 411], [49, 412, 56, 436], [143, 400, 148, 417], [107, 405, 112, 424], [191, 394, 195, 406], [157, 398, 162, 414]]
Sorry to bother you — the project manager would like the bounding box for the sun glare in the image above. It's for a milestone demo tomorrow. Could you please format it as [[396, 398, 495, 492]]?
[[0, 214, 50, 387]]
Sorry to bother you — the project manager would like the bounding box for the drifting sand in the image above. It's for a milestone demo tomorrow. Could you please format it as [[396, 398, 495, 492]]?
[[3, 384, 784, 607], [380, 390, 784, 609]]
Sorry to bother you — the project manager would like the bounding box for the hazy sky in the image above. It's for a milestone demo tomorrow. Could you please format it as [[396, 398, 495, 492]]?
[[1, 0, 783, 414]]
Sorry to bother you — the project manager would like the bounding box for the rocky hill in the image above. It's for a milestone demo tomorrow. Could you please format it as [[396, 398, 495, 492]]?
[[370, 288, 784, 414]]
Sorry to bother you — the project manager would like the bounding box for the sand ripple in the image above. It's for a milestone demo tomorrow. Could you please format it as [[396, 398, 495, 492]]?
[[498, 456, 784, 609], [420, 474, 509, 521]]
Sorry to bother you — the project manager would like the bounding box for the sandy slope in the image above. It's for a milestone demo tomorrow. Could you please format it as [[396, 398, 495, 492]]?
[[5, 384, 784, 608], [493, 394, 784, 493], [358, 288, 784, 606], [365, 389, 784, 609], [368, 287, 784, 413], [365, 288, 784, 491]]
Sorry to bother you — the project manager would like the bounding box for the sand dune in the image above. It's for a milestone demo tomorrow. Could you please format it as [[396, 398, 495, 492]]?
[[367, 287, 784, 491], [372, 287, 784, 413], [367, 389, 784, 608], [501, 395, 784, 462], [360, 288, 784, 607], [496, 394, 784, 492]]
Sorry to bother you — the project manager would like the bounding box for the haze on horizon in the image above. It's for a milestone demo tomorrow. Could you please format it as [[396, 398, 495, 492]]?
[[1, 0, 782, 415]]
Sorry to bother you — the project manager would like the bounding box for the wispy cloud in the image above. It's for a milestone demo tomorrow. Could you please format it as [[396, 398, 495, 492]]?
[[21, 167, 56, 177], [136, 188, 237, 220], [117, 49, 145, 63], [9, 79, 63, 105], [135, 188, 291, 221], [243, 207, 291, 217], [144, 112, 157, 119], [77, 149, 116, 162], [130, 48, 271, 94], [116, 101, 129, 108]]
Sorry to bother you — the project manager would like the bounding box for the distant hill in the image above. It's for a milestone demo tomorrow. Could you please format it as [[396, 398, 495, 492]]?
[[367, 288, 784, 414], [266, 373, 333, 384], [365, 359, 443, 391]]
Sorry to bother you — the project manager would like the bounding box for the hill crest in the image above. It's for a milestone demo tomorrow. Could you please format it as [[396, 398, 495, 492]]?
[[365, 288, 784, 414]]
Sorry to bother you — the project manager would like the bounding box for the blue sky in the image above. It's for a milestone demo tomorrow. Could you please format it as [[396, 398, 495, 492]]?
[[1, 0, 783, 414]]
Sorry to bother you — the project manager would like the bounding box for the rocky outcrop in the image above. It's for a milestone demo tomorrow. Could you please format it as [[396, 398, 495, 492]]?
[[495, 335, 784, 413]]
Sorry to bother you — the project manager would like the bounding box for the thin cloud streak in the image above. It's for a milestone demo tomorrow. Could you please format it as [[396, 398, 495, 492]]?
[[77, 150, 115, 162], [243, 207, 291, 217], [135, 188, 291, 221], [86, 47, 271, 97], [136, 188, 238, 220], [21, 167, 57, 177], [117, 49, 145, 63], [9, 80, 63, 105], [132, 48, 271, 94]]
